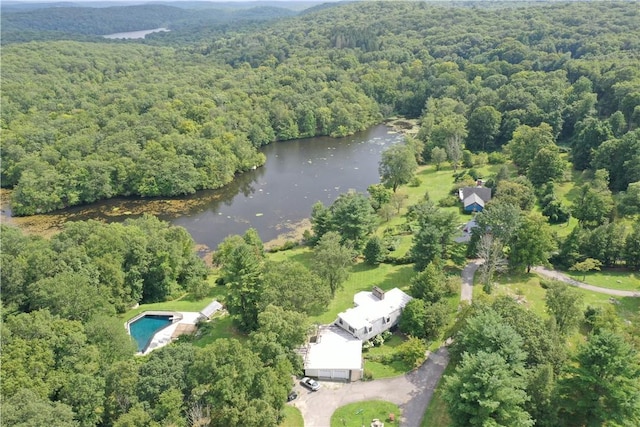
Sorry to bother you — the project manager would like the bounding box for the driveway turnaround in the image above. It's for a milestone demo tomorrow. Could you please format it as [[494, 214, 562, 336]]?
[[291, 347, 449, 427], [532, 266, 640, 297]]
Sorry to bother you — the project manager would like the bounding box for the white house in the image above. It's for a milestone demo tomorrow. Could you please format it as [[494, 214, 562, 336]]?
[[302, 286, 412, 382], [334, 287, 412, 342]]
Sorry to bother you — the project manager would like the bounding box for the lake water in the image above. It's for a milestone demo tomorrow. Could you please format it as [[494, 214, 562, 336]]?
[[4, 125, 403, 251], [103, 28, 170, 39], [169, 125, 403, 250]]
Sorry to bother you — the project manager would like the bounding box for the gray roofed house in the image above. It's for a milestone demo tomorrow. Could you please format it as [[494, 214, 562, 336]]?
[[459, 186, 492, 212]]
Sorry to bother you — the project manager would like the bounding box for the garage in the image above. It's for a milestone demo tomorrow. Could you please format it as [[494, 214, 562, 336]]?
[[303, 326, 363, 382]]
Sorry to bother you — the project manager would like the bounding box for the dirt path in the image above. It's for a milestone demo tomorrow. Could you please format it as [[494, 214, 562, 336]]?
[[532, 266, 640, 297]]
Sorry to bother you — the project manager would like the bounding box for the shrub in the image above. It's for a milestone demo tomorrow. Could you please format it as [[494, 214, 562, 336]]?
[[488, 152, 507, 164], [362, 369, 374, 381], [438, 195, 459, 207]]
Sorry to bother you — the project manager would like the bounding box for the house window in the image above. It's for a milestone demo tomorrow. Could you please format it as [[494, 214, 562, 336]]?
[[386, 316, 391, 323], [339, 318, 343, 325], [348, 326, 355, 333]]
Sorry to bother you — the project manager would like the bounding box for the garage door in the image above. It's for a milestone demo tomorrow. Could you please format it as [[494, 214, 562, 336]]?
[[318, 370, 332, 378], [332, 370, 349, 380]]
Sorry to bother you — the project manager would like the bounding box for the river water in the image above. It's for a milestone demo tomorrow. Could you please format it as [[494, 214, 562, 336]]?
[[3, 125, 403, 251]]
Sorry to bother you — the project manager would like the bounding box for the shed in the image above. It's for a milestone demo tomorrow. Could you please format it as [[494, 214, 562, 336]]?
[[199, 300, 223, 320]]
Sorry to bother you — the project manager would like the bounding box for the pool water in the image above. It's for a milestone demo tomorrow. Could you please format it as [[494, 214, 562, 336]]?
[[129, 314, 172, 352]]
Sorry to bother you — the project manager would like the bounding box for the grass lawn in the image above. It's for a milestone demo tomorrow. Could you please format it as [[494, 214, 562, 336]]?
[[420, 363, 453, 427], [564, 269, 640, 292], [122, 275, 228, 322], [309, 260, 417, 325], [192, 313, 246, 347], [280, 405, 304, 427], [363, 333, 411, 379], [331, 401, 400, 427]]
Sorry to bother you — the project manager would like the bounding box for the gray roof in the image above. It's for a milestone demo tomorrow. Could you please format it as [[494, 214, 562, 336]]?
[[463, 193, 485, 208], [200, 300, 223, 319], [461, 186, 492, 203]]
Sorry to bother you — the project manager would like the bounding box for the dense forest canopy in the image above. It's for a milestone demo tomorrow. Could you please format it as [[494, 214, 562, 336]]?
[[2, 3, 640, 426], [2, 1, 639, 218]]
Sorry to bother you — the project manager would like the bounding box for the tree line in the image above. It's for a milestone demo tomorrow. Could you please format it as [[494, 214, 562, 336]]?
[[3, 1, 639, 215]]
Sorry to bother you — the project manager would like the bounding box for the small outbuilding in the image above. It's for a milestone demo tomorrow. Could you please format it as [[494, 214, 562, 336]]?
[[199, 300, 223, 320]]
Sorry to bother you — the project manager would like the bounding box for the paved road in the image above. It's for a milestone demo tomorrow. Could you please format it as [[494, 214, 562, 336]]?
[[532, 266, 640, 297], [291, 347, 449, 427], [461, 260, 482, 303]]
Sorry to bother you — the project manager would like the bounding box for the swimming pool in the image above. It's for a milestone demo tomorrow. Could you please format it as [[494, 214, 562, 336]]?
[[128, 313, 174, 352]]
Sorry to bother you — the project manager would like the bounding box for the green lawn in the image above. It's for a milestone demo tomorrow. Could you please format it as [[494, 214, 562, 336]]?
[[121, 275, 228, 322], [564, 270, 640, 292], [363, 334, 412, 379], [331, 401, 400, 427], [193, 313, 246, 347], [309, 261, 416, 325], [280, 405, 304, 427]]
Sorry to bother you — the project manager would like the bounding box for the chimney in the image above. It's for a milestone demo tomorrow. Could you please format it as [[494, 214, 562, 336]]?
[[372, 286, 385, 300]]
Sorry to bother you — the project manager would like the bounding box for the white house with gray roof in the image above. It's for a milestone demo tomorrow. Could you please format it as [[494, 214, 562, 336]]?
[[302, 287, 412, 382], [335, 287, 412, 341]]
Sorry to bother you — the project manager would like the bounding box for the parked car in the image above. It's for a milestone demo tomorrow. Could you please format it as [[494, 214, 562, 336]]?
[[300, 377, 320, 391], [287, 391, 298, 402]]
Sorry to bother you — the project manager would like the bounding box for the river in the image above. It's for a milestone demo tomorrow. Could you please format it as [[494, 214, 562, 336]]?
[[2, 125, 404, 251]]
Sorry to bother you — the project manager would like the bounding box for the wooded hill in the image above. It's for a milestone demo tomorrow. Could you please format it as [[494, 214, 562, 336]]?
[[2, 1, 639, 216]]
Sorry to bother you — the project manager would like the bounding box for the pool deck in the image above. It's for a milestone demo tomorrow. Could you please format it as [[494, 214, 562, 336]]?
[[140, 311, 202, 355]]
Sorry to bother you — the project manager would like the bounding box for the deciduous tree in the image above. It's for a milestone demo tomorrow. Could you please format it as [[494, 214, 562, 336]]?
[[379, 143, 418, 192], [312, 231, 353, 296]]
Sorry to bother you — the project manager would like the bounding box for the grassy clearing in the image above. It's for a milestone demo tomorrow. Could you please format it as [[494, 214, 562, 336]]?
[[193, 313, 246, 347], [363, 334, 412, 379], [564, 270, 640, 292], [122, 275, 227, 322], [330, 400, 400, 427], [280, 405, 304, 427], [309, 261, 416, 325]]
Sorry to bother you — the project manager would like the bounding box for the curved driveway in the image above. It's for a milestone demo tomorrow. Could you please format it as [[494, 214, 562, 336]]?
[[291, 347, 449, 427], [532, 266, 640, 297], [292, 260, 480, 426]]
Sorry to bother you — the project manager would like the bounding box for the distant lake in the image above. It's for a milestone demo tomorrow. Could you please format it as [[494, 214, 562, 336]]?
[[103, 28, 169, 39]]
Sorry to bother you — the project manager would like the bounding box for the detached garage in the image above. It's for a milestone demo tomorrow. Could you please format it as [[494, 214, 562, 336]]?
[[303, 325, 363, 382]]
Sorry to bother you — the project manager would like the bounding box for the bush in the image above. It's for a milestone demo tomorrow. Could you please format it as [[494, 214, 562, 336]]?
[[362, 369, 374, 381], [409, 176, 422, 187], [438, 195, 459, 207], [474, 152, 488, 166], [397, 337, 427, 368], [488, 152, 507, 164], [372, 334, 385, 347]]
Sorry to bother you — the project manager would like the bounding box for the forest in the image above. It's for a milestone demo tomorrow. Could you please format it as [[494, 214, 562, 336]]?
[[3, 1, 639, 215], [1, 1, 640, 426]]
